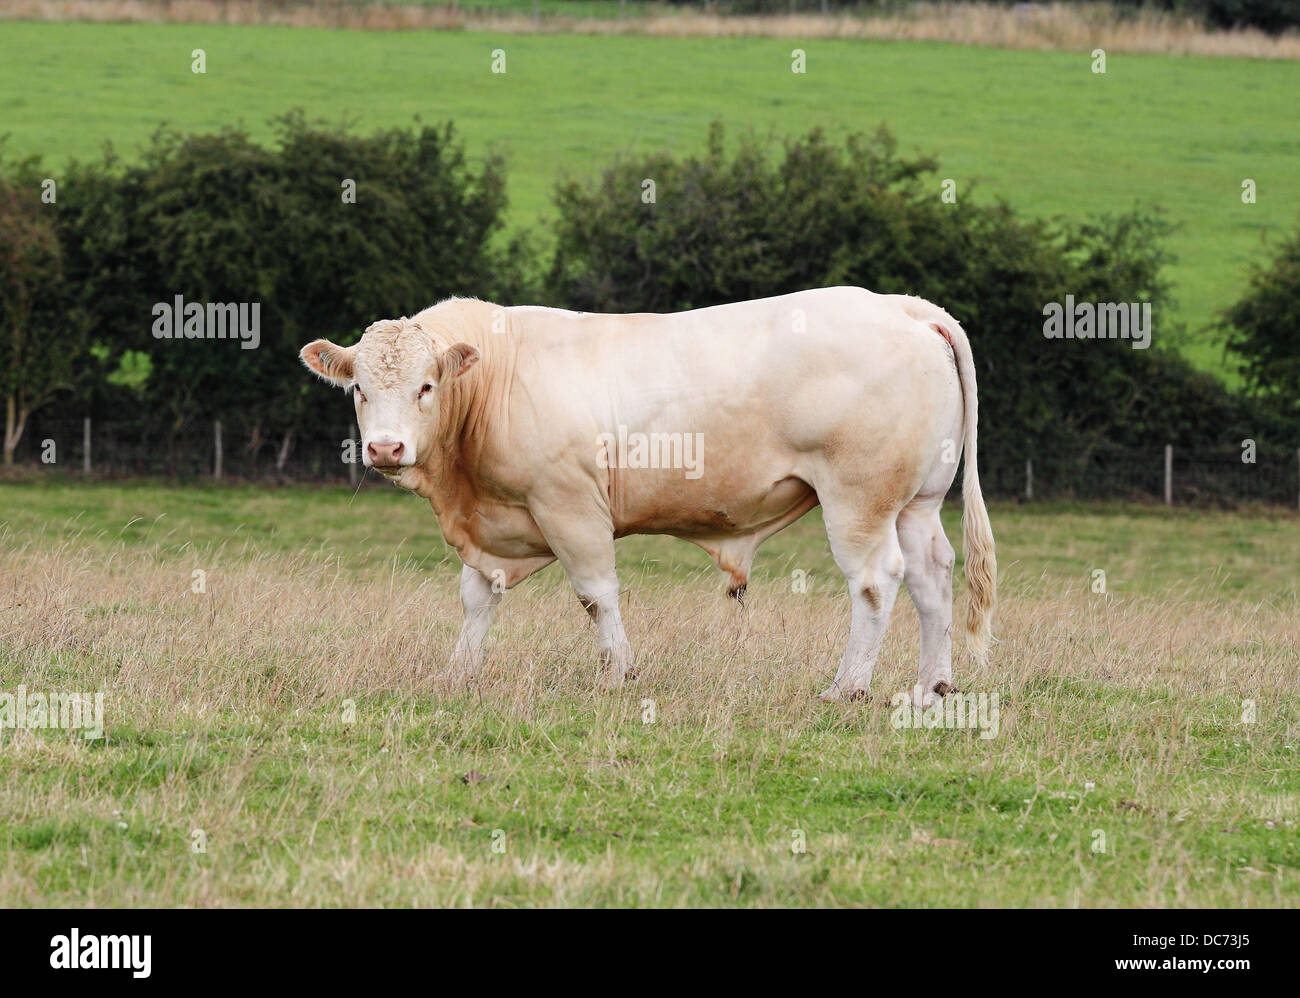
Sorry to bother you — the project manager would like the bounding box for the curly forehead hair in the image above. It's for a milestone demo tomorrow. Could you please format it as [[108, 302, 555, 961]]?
[[357, 318, 435, 389]]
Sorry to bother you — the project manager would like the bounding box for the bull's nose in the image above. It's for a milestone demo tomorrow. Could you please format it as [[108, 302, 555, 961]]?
[[367, 440, 405, 468]]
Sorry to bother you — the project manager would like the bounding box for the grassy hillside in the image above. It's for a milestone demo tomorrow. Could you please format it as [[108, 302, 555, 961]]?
[[0, 480, 1297, 906], [4, 21, 1299, 373]]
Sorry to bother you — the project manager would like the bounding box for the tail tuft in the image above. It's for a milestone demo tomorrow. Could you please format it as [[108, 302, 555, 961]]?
[[961, 466, 997, 665]]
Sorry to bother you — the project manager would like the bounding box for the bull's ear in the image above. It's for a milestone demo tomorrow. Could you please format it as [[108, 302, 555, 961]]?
[[300, 339, 355, 387], [438, 342, 480, 382]]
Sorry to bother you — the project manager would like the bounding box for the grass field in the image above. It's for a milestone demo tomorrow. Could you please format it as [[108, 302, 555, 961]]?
[[0, 479, 1297, 906], [4, 21, 1299, 374]]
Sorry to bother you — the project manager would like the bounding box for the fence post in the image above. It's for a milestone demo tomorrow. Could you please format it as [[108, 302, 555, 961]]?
[[1025, 458, 1033, 501], [533, 0, 538, 25], [82, 417, 91, 475], [214, 420, 223, 480], [1164, 444, 1172, 506], [1296, 448, 1300, 511], [620, 0, 626, 21], [349, 424, 360, 486]]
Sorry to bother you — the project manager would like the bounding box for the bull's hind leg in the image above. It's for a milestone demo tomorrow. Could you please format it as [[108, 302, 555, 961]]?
[[817, 506, 906, 703], [898, 500, 957, 710]]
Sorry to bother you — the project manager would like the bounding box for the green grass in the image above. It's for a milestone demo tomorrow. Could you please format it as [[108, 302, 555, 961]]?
[[451, 0, 653, 14], [4, 22, 1298, 375], [1, 480, 1297, 906], [3, 479, 1298, 598]]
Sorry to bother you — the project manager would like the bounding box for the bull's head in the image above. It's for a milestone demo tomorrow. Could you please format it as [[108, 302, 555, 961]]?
[[300, 318, 479, 477]]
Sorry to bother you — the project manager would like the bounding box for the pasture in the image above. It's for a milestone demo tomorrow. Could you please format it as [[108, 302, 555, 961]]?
[[0, 480, 1296, 906], [3, 21, 1299, 374]]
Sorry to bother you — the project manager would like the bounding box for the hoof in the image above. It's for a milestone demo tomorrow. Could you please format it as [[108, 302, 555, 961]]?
[[911, 684, 939, 710], [447, 666, 478, 685], [818, 686, 870, 703], [933, 681, 958, 697], [602, 668, 637, 691]]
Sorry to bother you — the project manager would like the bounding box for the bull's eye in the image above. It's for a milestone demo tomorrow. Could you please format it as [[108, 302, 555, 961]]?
[[419, 382, 434, 398], [353, 386, 366, 404]]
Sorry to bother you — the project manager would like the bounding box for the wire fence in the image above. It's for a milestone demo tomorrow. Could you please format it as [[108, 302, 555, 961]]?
[[10, 417, 1300, 507], [978, 446, 1300, 508], [15, 418, 363, 484]]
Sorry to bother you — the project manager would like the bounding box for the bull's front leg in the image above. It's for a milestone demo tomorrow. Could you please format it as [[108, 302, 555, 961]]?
[[448, 563, 502, 680], [530, 503, 635, 688]]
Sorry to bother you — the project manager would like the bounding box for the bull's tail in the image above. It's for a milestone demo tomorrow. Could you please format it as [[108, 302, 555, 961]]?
[[952, 322, 997, 664], [902, 299, 997, 665], [940, 317, 996, 665]]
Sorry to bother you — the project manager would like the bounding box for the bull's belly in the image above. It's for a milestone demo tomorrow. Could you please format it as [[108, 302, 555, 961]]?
[[610, 472, 817, 540], [458, 476, 816, 575]]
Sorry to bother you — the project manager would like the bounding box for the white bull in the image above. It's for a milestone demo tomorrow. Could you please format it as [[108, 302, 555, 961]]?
[[301, 286, 996, 707]]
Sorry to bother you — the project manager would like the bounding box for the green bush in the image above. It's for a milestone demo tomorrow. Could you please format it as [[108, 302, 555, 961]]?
[[700, 1, 1300, 34], [1221, 224, 1300, 424], [548, 123, 1282, 489], [49, 116, 533, 448], [8, 111, 1291, 495], [1175, 0, 1300, 33]]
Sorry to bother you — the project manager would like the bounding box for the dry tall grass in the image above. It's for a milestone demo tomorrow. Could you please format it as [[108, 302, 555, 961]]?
[[1, 493, 1297, 905], [4, 1, 1299, 59], [4, 523, 1294, 721]]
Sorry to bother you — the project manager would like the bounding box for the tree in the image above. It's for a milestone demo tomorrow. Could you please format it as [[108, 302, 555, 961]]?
[[0, 171, 85, 466], [1221, 224, 1300, 425], [44, 116, 533, 472]]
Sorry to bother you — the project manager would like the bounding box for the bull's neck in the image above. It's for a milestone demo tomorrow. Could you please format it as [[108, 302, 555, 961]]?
[[403, 307, 511, 523]]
